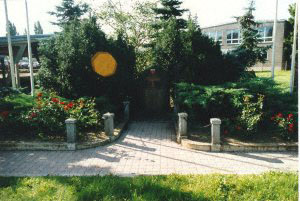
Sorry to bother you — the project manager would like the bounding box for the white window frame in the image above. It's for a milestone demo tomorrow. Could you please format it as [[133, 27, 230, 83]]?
[[207, 31, 223, 45], [226, 29, 241, 44], [258, 26, 273, 43]]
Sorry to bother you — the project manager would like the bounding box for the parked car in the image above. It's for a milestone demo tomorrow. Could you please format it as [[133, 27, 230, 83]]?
[[19, 60, 29, 68], [18, 60, 40, 69], [32, 61, 40, 68]]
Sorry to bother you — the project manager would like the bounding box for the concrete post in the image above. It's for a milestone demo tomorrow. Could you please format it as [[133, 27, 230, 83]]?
[[123, 101, 130, 121], [103, 112, 114, 138], [65, 118, 77, 150], [178, 113, 188, 142], [210, 118, 221, 151]]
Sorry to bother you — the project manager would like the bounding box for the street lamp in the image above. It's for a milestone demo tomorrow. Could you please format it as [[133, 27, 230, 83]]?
[[3, 0, 16, 88], [25, 0, 35, 96], [290, 3, 298, 94], [271, 0, 278, 79]]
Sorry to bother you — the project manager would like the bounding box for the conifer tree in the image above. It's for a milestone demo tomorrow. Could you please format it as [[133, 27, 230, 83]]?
[[153, 0, 187, 29], [7, 21, 18, 36], [49, 0, 89, 27], [34, 21, 43, 34], [235, 0, 269, 68]]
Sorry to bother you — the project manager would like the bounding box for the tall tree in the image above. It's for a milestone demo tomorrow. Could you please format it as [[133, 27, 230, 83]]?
[[151, 0, 187, 84], [153, 0, 187, 29], [152, 18, 184, 82], [48, 0, 89, 27], [7, 21, 18, 36], [97, 0, 157, 72], [234, 0, 269, 68], [34, 21, 43, 34]]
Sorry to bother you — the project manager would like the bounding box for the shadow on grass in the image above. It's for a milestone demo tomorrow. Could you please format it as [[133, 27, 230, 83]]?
[[52, 175, 209, 201], [0, 175, 209, 201]]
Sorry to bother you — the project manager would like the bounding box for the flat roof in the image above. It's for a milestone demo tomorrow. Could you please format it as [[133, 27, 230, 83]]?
[[201, 19, 286, 30], [0, 34, 53, 46]]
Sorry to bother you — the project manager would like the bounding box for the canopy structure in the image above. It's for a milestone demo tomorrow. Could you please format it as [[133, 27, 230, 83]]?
[[0, 34, 52, 63]]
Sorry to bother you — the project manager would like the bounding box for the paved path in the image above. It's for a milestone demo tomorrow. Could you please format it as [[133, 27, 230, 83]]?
[[0, 121, 298, 176]]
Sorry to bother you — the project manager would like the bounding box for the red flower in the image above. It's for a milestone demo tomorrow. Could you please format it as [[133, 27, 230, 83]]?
[[37, 92, 43, 97], [51, 98, 59, 103], [60, 102, 65, 105], [236, 126, 242, 130], [287, 113, 293, 120], [277, 113, 283, 118], [288, 123, 294, 132], [0, 111, 9, 118], [31, 112, 37, 118], [67, 102, 74, 108], [271, 116, 275, 121], [224, 130, 229, 134]]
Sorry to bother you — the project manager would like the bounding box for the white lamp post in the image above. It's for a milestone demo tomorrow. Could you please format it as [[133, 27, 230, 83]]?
[[25, 0, 35, 96], [3, 0, 16, 88], [271, 0, 278, 79], [290, 3, 298, 94]]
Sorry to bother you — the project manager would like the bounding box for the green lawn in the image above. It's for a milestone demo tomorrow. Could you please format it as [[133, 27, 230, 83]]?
[[255, 70, 292, 92], [0, 172, 297, 201]]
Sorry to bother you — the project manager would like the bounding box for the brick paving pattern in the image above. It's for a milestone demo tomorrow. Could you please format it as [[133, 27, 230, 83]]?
[[0, 121, 298, 176]]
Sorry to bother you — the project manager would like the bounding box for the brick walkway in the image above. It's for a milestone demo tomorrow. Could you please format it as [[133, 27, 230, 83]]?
[[0, 121, 298, 176]]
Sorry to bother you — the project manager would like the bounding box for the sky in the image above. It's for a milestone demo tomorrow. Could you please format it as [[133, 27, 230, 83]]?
[[0, 0, 296, 36]]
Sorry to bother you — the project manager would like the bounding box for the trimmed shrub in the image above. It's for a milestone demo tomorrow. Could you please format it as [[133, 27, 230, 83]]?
[[37, 17, 136, 105], [174, 77, 298, 139]]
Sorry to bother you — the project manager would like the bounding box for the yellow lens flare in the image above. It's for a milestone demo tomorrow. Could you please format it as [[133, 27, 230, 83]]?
[[91, 52, 117, 77]]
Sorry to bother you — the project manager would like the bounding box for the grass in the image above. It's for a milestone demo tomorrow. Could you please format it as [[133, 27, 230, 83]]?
[[255, 70, 292, 92], [0, 172, 297, 201]]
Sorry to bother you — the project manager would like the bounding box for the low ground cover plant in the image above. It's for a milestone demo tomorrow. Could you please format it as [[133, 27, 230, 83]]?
[[174, 75, 298, 141]]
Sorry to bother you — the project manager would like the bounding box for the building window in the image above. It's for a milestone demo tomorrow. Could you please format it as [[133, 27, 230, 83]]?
[[206, 31, 223, 44], [227, 29, 241, 44], [258, 26, 273, 42]]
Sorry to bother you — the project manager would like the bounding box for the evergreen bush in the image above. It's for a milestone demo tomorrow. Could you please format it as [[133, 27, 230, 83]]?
[[37, 17, 136, 105]]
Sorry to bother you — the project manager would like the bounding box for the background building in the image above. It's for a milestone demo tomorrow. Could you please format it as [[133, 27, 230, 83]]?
[[202, 20, 287, 71]]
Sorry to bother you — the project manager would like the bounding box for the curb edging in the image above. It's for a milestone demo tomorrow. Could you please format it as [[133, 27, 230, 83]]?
[[174, 118, 298, 152], [181, 139, 298, 152], [0, 120, 129, 151]]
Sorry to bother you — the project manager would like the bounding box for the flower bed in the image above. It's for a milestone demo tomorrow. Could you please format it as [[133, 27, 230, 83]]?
[[174, 76, 298, 142], [0, 91, 103, 142]]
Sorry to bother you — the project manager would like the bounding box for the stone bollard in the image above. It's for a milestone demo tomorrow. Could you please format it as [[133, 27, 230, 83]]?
[[103, 112, 115, 138], [65, 118, 77, 150], [210, 118, 221, 152], [123, 101, 130, 121], [177, 113, 188, 143], [65, 118, 77, 143]]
